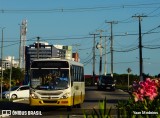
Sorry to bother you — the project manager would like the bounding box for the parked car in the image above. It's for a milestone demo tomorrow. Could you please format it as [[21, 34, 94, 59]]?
[[97, 75, 116, 91], [2, 85, 29, 99]]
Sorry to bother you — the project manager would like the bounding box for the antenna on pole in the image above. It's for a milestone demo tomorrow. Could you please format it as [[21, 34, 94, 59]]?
[[20, 19, 27, 70]]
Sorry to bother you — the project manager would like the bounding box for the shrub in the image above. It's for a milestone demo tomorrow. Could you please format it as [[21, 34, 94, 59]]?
[[117, 78, 160, 117]]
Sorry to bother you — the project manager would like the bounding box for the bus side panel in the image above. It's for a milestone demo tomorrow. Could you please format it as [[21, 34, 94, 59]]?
[[71, 82, 85, 106]]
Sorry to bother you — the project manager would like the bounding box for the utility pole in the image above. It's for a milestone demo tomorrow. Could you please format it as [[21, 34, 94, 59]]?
[[96, 30, 104, 76], [132, 15, 147, 81], [90, 33, 99, 85], [19, 24, 22, 68], [104, 36, 107, 75], [0, 27, 5, 100], [9, 57, 13, 101], [106, 21, 117, 77], [37, 37, 40, 59]]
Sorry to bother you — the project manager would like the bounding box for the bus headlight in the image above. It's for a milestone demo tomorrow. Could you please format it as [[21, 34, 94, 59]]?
[[61, 92, 70, 99], [30, 93, 38, 99]]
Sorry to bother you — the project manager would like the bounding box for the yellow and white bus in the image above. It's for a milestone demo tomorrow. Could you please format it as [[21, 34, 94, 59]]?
[[29, 58, 85, 111]]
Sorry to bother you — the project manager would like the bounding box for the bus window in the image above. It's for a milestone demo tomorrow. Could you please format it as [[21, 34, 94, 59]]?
[[31, 69, 69, 90]]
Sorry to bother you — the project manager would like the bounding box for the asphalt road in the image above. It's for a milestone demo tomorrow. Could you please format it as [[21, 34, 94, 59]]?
[[0, 86, 130, 118]]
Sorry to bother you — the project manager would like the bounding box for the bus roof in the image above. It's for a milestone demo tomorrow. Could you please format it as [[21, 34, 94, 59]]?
[[31, 58, 83, 67]]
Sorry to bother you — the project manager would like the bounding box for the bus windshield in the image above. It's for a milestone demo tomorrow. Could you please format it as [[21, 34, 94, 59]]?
[[30, 69, 69, 90]]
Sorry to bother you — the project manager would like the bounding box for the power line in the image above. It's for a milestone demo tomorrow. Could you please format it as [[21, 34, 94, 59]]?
[[1, 29, 160, 43], [1, 2, 160, 13], [146, 6, 160, 16], [143, 46, 160, 49], [113, 46, 139, 52], [1, 30, 160, 50]]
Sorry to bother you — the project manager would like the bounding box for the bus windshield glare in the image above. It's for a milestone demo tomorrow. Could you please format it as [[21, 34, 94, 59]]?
[[31, 69, 69, 90]]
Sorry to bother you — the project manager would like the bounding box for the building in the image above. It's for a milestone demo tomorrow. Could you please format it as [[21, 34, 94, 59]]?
[[0, 56, 19, 70], [54, 45, 72, 60], [25, 42, 66, 71]]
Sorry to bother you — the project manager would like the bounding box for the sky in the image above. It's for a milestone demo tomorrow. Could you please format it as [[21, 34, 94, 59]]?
[[0, 0, 160, 76]]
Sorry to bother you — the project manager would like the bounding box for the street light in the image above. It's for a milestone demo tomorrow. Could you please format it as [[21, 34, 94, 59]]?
[[0, 27, 5, 99]]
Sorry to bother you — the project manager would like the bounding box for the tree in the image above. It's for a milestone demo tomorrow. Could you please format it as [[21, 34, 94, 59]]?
[[3, 67, 24, 85]]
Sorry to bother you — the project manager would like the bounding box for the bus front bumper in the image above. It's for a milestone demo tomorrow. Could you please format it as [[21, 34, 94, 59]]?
[[30, 97, 72, 106]]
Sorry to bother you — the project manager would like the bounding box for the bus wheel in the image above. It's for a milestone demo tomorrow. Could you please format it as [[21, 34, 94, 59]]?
[[76, 103, 81, 108], [67, 106, 72, 111], [72, 94, 76, 108], [76, 92, 82, 108]]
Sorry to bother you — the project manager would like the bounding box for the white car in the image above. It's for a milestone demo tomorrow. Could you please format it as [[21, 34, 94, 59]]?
[[2, 85, 29, 99]]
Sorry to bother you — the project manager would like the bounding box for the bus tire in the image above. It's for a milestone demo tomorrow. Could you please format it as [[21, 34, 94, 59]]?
[[67, 106, 72, 111], [77, 92, 82, 108], [76, 103, 81, 108]]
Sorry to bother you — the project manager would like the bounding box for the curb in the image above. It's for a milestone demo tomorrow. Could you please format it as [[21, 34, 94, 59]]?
[[12, 98, 25, 102]]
